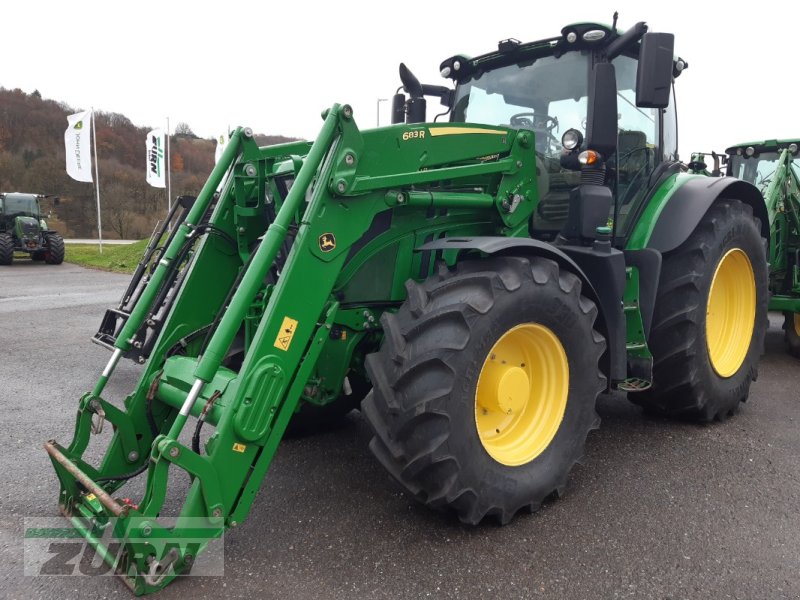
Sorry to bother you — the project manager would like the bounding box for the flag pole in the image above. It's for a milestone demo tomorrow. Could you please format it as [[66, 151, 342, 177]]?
[[166, 117, 172, 216], [91, 107, 103, 253]]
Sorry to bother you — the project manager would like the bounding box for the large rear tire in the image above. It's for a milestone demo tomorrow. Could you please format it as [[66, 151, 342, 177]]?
[[362, 256, 605, 525], [784, 312, 800, 359], [44, 232, 64, 265], [632, 199, 768, 421], [0, 233, 13, 265]]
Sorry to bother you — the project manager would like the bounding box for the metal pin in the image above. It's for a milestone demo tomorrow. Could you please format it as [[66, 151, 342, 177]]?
[[102, 348, 123, 378]]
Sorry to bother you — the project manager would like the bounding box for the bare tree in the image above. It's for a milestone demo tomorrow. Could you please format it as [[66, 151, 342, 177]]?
[[174, 122, 196, 138]]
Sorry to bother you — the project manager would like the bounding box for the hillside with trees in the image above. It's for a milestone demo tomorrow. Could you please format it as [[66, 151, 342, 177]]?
[[0, 88, 298, 238]]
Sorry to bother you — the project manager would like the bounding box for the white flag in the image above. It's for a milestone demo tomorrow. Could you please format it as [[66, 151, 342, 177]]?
[[146, 129, 166, 188], [214, 131, 229, 164], [64, 110, 93, 182]]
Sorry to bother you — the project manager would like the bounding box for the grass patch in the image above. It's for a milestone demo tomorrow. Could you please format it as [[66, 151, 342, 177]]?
[[65, 239, 149, 273]]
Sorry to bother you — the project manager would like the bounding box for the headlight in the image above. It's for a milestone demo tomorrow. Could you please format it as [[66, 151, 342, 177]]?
[[583, 29, 607, 42], [561, 129, 584, 151]]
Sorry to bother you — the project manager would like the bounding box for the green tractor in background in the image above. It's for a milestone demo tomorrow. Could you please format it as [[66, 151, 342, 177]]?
[[0, 192, 64, 265], [46, 18, 771, 594], [721, 140, 800, 356]]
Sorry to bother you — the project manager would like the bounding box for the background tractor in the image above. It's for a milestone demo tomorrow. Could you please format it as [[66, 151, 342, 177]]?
[[46, 18, 769, 594], [0, 192, 64, 265], [719, 140, 800, 356]]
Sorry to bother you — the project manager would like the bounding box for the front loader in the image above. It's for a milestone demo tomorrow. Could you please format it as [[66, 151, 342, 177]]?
[[46, 18, 769, 594], [719, 140, 800, 356]]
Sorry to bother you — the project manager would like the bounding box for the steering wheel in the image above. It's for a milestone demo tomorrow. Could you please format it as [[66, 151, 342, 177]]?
[[510, 112, 558, 133]]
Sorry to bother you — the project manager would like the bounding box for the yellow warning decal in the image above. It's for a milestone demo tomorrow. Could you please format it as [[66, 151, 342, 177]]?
[[274, 316, 298, 352], [428, 127, 506, 137], [232, 443, 247, 453], [85, 493, 96, 502]]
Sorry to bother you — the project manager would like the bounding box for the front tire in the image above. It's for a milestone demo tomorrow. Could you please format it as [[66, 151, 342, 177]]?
[[0, 233, 13, 265], [633, 199, 768, 420], [784, 312, 800, 358], [362, 256, 605, 525], [44, 232, 64, 265]]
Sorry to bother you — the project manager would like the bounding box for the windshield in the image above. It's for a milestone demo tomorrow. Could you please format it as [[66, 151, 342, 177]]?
[[452, 52, 589, 159], [730, 152, 800, 193], [452, 52, 589, 233], [1, 195, 38, 218]]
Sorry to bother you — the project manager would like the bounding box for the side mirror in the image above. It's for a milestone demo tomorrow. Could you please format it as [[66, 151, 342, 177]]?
[[636, 33, 674, 109], [399, 63, 423, 98], [586, 62, 618, 158]]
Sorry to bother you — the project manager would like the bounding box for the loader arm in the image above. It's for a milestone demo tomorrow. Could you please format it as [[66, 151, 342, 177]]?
[[725, 141, 800, 312], [762, 148, 800, 304]]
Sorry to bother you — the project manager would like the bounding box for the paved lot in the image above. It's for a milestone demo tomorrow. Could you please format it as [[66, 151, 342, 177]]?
[[1, 260, 799, 599]]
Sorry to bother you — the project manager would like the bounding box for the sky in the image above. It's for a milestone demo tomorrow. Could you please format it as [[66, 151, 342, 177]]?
[[4, 1, 799, 160]]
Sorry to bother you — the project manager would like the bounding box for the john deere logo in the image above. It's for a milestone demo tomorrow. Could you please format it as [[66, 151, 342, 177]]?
[[319, 233, 336, 252], [74, 121, 83, 130]]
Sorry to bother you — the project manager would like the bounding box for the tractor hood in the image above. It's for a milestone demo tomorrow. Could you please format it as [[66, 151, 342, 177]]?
[[15, 215, 43, 247]]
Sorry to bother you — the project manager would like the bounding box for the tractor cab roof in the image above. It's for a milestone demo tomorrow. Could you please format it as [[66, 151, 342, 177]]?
[[725, 139, 800, 156], [0, 193, 44, 219], [0, 192, 44, 200], [439, 21, 687, 84]]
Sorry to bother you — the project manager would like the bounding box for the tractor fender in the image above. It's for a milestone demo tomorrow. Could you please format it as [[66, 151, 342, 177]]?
[[416, 236, 626, 385], [647, 176, 768, 253]]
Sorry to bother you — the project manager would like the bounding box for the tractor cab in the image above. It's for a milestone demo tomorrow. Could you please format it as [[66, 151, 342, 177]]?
[[394, 20, 686, 245], [0, 192, 42, 222]]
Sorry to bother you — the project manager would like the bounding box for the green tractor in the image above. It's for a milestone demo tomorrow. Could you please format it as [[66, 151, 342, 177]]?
[[0, 192, 64, 265], [718, 140, 800, 356], [46, 19, 769, 594]]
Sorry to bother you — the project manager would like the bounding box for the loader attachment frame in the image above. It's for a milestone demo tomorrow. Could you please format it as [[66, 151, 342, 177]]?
[[93, 194, 197, 360]]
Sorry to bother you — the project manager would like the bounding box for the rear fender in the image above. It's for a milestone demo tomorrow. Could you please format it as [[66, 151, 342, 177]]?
[[644, 176, 768, 253]]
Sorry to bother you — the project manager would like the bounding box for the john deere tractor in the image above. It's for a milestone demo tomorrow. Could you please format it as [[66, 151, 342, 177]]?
[[720, 140, 800, 356], [0, 192, 64, 265], [46, 19, 769, 594]]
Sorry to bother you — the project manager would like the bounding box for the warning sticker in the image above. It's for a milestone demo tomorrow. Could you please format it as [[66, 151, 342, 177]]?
[[232, 443, 247, 453], [273, 316, 298, 352]]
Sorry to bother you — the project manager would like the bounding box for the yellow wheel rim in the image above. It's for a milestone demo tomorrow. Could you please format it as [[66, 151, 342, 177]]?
[[706, 248, 756, 378], [475, 323, 568, 466], [794, 313, 800, 337]]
